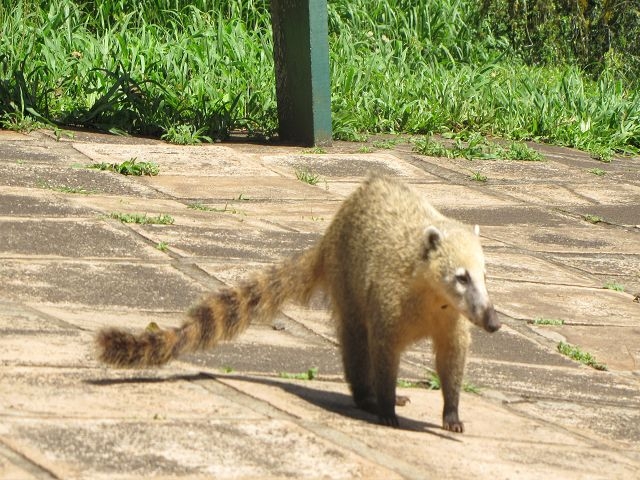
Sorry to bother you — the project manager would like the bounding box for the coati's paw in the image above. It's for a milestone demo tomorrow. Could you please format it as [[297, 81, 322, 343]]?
[[443, 415, 464, 433], [395, 395, 410, 407], [378, 413, 399, 428]]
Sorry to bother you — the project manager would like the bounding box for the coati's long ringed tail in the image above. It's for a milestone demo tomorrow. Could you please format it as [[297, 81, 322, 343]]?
[[96, 246, 323, 368]]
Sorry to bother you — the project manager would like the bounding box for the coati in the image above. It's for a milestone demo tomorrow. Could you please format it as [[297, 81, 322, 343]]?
[[97, 174, 501, 432]]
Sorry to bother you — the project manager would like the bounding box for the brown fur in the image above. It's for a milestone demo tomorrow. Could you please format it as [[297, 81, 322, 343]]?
[[96, 174, 500, 432]]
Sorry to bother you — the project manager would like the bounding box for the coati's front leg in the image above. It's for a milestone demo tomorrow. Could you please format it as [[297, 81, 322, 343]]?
[[434, 320, 471, 433]]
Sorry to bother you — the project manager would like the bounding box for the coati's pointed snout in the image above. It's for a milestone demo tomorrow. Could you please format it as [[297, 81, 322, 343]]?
[[482, 305, 501, 333]]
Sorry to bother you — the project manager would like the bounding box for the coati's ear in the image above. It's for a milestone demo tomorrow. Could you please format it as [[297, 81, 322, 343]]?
[[422, 226, 442, 259], [474, 224, 480, 236]]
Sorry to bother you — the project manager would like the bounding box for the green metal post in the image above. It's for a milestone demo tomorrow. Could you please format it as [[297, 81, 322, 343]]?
[[270, 0, 332, 146]]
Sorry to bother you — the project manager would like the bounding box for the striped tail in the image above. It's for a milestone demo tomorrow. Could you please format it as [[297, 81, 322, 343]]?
[[96, 245, 323, 368]]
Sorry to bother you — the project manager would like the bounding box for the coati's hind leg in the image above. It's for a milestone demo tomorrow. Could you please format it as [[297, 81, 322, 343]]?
[[369, 331, 402, 427], [336, 306, 376, 414], [433, 319, 471, 433]]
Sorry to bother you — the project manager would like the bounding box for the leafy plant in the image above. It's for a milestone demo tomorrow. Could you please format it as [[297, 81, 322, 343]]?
[[108, 212, 174, 225], [187, 202, 215, 211], [295, 168, 320, 185], [155, 242, 169, 252], [603, 281, 625, 292], [162, 124, 212, 145], [583, 214, 603, 224], [187, 201, 242, 214], [372, 139, 399, 149], [279, 367, 319, 380], [588, 168, 606, 176], [503, 142, 543, 161], [557, 341, 607, 371], [470, 171, 487, 182], [531, 318, 565, 326], [413, 137, 452, 158], [302, 146, 327, 154], [87, 158, 159, 176], [1, 112, 45, 132]]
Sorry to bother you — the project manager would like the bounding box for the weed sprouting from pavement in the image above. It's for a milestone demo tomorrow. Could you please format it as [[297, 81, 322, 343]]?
[[557, 342, 607, 371], [582, 214, 604, 224], [603, 281, 625, 292], [531, 318, 565, 326], [295, 168, 321, 185], [108, 212, 174, 225], [162, 124, 212, 145], [279, 367, 319, 380], [88, 158, 159, 176], [470, 171, 488, 182]]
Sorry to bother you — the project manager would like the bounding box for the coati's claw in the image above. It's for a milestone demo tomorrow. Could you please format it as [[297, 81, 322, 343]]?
[[379, 414, 400, 428], [443, 419, 465, 433]]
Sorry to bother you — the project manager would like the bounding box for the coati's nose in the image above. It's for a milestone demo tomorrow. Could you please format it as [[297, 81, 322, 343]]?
[[483, 305, 501, 333]]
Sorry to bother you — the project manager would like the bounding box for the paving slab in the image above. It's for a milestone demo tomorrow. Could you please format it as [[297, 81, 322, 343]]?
[[0, 218, 166, 259], [0, 162, 162, 197], [262, 152, 433, 180], [73, 142, 278, 177], [220, 376, 640, 479], [135, 223, 321, 261], [0, 187, 96, 217], [0, 260, 207, 310], [483, 223, 640, 254], [539, 324, 640, 371], [484, 250, 600, 287], [490, 280, 639, 326], [545, 252, 640, 294], [138, 174, 339, 201]]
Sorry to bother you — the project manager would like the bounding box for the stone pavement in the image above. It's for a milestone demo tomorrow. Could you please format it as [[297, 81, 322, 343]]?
[[0, 128, 639, 479]]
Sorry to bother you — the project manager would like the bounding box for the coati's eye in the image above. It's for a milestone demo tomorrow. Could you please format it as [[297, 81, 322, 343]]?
[[455, 270, 471, 286]]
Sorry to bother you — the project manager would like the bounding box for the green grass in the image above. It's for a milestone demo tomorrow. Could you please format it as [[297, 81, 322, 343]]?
[[531, 318, 565, 326], [503, 141, 543, 161], [357, 145, 375, 153], [36, 180, 93, 194], [187, 202, 215, 211], [557, 341, 607, 371], [413, 137, 453, 158], [397, 373, 479, 393], [108, 212, 174, 225], [372, 139, 399, 149], [279, 367, 319, 380], [583, 214, 604, 224], [87, 158, 159, 176], [1, 0, 639, 157], [155, 241, 169, 252], [162, 124, 212, 145], [414, 134, 543, 161], [1, 112, 46, 132], [187, 201, 243, 214], [470, 171, 487, 182], [588, 168, 606, 176], [295, 168, 321, 186], [603, 281, 625, 292], [54, 185, 93, 194], [302, 146, 327, 154]]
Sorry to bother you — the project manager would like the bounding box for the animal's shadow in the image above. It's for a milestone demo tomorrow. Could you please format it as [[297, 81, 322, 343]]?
[[87, 372, 459, 441]]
